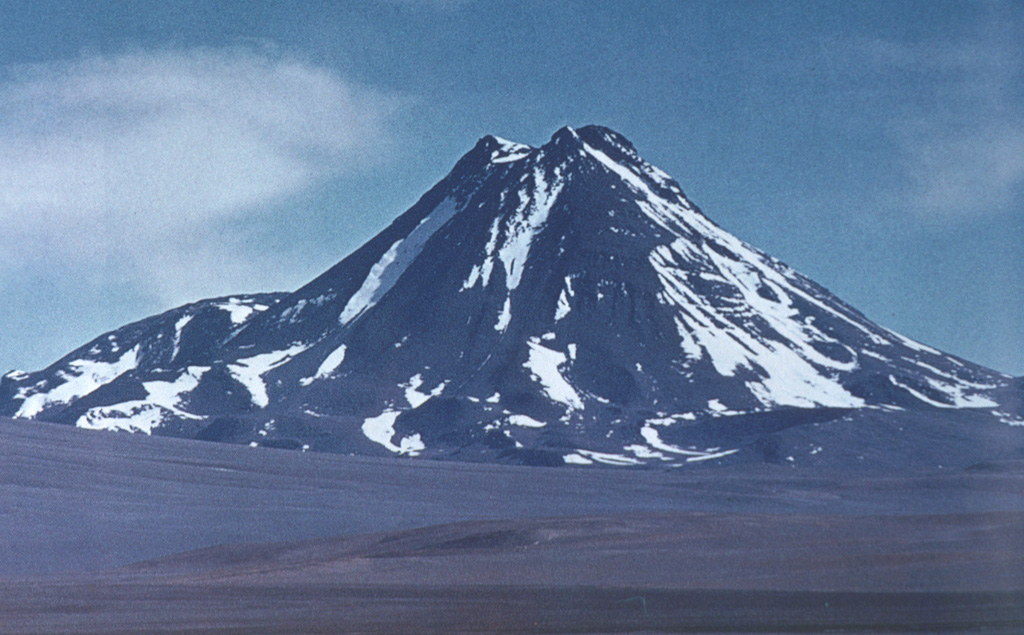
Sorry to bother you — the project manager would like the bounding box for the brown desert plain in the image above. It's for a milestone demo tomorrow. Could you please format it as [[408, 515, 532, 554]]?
[[1, 416, 1022, 633]]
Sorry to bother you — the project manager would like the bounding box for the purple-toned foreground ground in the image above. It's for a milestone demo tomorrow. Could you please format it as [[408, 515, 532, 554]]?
[[2, 418, 1023, 633]]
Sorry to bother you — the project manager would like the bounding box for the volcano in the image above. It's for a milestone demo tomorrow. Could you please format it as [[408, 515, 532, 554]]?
[[3, 125, 1021, 467]]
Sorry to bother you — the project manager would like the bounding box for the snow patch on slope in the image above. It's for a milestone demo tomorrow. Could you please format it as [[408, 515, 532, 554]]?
[[923, 376, 999, 408], [489, 136, 532, 163], [228, 343, 309, 408], [361, 410, 425, 456], [570, 449, 642, 466], [76, 366, 209, 434], [581, 139, 701, 237], [171, 314, 193, 361], [889, 375, 998, 409], [488, 165, 566, 333], [216, 297, 269, 325], [554, 277, 574, 321], [523, 340, 584, 410], [640, 424, 738, 461], [563, 453, 593, 465], [496, 167, 564, 291], [494, 297, 512, 332], [15, 347, 140, 418], [465, 217, 502, 292], [403, 374, 447, 408], [507, 413, 546, 428], [299, 344, 347, 386], [341, 197, 462, 325], [280, 294, 334, 325]]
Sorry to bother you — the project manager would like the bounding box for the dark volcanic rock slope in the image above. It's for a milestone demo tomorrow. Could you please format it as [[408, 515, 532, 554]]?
[[3, 126, 1021, 466]]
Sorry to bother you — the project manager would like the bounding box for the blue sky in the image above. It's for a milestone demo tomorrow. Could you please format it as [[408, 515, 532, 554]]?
[[1, 0, 1022, 375]]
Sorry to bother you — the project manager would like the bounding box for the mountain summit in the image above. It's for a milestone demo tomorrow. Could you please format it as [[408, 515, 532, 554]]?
[[3, 126, 1021, 467]]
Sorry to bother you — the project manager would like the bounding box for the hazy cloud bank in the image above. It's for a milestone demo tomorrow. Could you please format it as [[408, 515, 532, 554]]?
[[0, 46, 398, 301], [857, 6, 1024, 220]]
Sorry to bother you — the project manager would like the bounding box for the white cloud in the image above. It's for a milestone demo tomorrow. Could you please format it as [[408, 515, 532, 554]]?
[[854, 8, 1024, 220], [903, 122, 1024, 216], [0, 46, 398, 299]]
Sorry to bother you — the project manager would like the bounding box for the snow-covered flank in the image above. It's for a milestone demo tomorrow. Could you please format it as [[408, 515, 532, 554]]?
[[497, 167, 564, 291], [361, 410, 425, 456], [700, 242, 858, 373], [299, 344, 347, 386], [489, 164, 566, 331], [922, 375, 999, 408], [886, 328, 944, 357], [403, 374, 447, 408], [888, 375, 998, 409], [216, 297, 269, 325], [902, 358, 1000, 408], [341, 197, 462, 325], [76, 366, 209, 434], [588, 128, 899, 364], [648, 240, 865, 409], [15, 347, 140, 418], [523, 340, 584, 410], [581, 137, 702, 236], [227, 343, 309, 408]]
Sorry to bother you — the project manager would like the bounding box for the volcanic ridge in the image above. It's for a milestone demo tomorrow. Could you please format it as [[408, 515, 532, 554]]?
[[2, 125, 1021, 468]]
